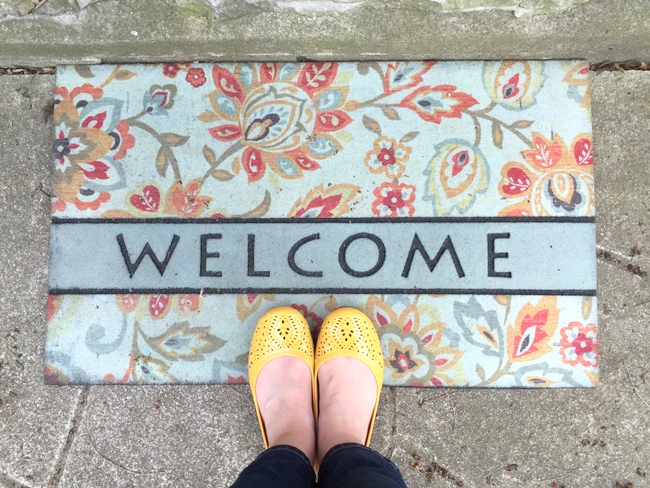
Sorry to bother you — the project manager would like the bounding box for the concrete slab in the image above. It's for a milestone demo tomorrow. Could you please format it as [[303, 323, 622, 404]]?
[[1, 70, 649, 487], [0, 74, 83, 487], [56, 385, 260, 487], [0, 0, 649, 66]]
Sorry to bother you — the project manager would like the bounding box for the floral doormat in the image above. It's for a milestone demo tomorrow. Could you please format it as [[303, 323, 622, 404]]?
[[46, 61, 598, 387]]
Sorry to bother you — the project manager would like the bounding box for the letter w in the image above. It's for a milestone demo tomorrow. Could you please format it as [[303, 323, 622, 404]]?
[[117, 234, 180, 278]]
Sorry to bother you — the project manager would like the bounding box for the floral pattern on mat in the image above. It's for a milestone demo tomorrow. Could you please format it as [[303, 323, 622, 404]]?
[[52, 61, 593, 218], [46, 293, 598, 387], [47, 61, 597, 387]]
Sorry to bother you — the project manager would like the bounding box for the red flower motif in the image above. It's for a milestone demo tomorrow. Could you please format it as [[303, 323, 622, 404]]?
[[295, 62, 338, 94], [573, 137, 593, 166], [178, 295, 200, 313], [116, 294, 140, 314], [378, 147, 396, 166], [560, 322, 598, 367], [314, 110, 352, 132], [202, 63, 348, 184], [163, 64, 181, 78], [293, 194, 341, 218], [371, 182, 416, 217], [228, 375, 247, 384], [129, 185, 161, 213], [242, 147, 265, 183], [501, 167, 532, 195], [149, 294, 170, 320], [186, 68, 207, 87]]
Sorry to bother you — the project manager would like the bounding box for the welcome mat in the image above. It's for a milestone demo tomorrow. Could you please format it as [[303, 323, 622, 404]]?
[[46, 61, 597, 387]]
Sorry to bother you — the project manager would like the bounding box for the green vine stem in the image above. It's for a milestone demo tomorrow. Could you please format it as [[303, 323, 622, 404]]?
[[474, 360, 514, 387], [129, 119, 183, 182], [201, 140, 244, 184], [464, 108, 533, 148], [468, 112, 482, 147]]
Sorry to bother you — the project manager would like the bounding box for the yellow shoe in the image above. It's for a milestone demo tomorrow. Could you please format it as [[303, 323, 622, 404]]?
[[248, 306, 316, 448], [314, 307, 384, 446]]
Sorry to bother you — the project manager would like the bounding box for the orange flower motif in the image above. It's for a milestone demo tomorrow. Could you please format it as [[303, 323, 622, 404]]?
[[75, 191, 110, 211], [562, 61, 591, 109], [288, 183, 360, 218], [51, 198, 67, 214], [178, 295, 201, 314], [163, 179, 213, 217], [113, 120, 136, 160], [364, 136, 412, 178], [365, 295, 460, 385], [52, 82, 134, 213], [236, 294, 276, 321], [499, 132, 594, 216], [201, 62, 350, 182], [116, 294, 140, 314], [46, 295, 64, 323], [398, 85, 478, 124], [506, 296, 559, 362], [383, 61, 436, 95]]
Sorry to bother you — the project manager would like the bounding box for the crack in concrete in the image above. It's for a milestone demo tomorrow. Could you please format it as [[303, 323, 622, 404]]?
[[591, 61, 650, 72], [430, 460, 465, 487], [596, 247, 646, 278], [409, 453, 465, 486], [0, 470, 31, 488], [47, 386, 90, 488], [385, 386, 397, 460], [87, 430, 166, 476], [0, 67, 54, 75]]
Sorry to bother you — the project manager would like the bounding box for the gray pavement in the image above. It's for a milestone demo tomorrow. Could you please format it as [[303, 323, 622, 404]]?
[[1, 70, 650, 487], [0, 0, 650, 66]]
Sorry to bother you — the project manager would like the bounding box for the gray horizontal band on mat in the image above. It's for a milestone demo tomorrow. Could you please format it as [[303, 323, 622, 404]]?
[[49, 220, 596, 295]]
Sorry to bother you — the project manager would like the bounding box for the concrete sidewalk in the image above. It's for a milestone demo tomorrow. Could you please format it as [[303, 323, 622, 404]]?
[[0, 0, 650, 65], [0, 68, 649, 487]]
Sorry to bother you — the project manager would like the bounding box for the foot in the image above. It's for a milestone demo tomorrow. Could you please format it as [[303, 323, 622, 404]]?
[[316, 357, 377, 464], [255, 356, 316, 464]]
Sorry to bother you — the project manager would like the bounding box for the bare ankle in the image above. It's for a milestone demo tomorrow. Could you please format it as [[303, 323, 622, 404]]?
[[255, 357, 316, 464]]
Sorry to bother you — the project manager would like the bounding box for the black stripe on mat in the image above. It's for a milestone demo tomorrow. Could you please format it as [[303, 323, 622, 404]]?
[[49, 287, 597, 296], [51, 216, 596, 225]]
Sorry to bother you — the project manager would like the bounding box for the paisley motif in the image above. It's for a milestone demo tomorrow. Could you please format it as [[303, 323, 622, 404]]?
[[424, 140, 489, 215], [239, 83, 315, 152], [483, 61, 545, 109]]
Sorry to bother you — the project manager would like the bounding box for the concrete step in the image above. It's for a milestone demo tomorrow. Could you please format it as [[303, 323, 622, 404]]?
[[0, 0, 649, 66]]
